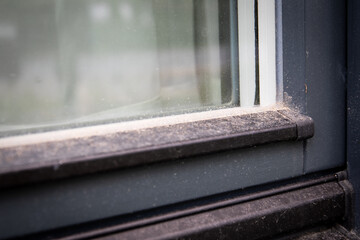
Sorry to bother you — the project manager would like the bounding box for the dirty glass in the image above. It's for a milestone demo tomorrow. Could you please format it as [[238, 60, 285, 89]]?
[[0, 0, 239, 137]]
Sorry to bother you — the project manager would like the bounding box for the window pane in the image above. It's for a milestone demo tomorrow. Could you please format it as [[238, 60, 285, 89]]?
[[0, 0, 240, 136]]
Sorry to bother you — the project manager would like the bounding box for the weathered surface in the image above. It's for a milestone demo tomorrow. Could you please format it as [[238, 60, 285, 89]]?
[[0, 109, 313, 188], [93, 182, 344, 240]]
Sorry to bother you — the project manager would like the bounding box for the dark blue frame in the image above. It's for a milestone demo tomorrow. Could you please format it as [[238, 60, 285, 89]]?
[[0, 0, 350, 238]]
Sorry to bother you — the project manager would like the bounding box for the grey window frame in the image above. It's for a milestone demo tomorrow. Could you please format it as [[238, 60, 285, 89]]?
[[0, 0, 347, 238]]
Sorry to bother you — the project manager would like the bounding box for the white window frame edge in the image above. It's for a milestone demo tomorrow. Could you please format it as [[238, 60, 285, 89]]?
[[258, 0, 277, 106], [238, 0, 277, 107]]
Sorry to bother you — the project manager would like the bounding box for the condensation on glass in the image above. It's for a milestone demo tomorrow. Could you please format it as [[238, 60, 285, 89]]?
[[0, 0, 277, 137]]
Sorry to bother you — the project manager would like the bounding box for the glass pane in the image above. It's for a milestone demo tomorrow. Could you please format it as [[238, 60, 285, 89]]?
[[0, 0, 239, 137]]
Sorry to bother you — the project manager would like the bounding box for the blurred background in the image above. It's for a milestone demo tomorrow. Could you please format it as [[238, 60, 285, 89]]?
[[0, 0, 227, 134]]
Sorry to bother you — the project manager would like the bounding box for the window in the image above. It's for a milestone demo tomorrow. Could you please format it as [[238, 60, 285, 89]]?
[[0, 0, 298, 191], [0, 0, 278, 138], [1, 0, 332, 239]]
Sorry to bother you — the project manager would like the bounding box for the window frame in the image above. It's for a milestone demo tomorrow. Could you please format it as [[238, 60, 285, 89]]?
[[0, 0, 302, 188], [0, 0, 347, 238]]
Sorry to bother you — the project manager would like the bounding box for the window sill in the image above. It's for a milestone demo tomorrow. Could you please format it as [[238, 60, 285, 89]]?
[[0, 107, 314, 188]]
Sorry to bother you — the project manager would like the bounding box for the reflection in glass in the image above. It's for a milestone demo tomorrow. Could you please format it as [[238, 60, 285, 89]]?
[[0, 0, 238, 136]]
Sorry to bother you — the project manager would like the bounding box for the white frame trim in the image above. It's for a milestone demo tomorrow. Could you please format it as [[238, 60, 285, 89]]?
[[258, 0, 277, 106], [238, 0, 277, 107], [238, 0, 256, 107]]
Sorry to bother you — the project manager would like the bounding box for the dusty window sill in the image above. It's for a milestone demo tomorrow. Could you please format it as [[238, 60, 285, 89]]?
[[0, 107, 314, 188]]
